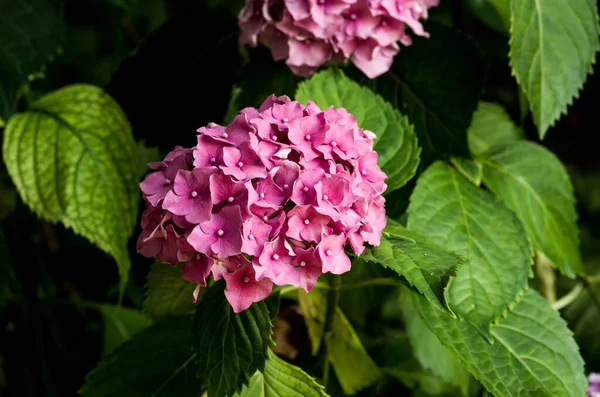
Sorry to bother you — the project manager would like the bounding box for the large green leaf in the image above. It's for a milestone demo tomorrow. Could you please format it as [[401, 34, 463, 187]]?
[[412, 288, 587, 397], [467, 101, 524, 156], [325, 308, 381, 395], [479, 141, 582, 277], [295, 69, 420, 193], [0, 0, 64, 120], [100, 305, 152, 355], [193, 279, 273, 397], [384, 23, 484, 163], [401, 290, 470, 396], [80, 316, 202, 397], [233, 350, 329, 397], [361, 222, 464, 313], [143, 263, 197, 320], [2, 85, 139, 291], [407, 162, 532, 335], [509, 0, 600, 138]]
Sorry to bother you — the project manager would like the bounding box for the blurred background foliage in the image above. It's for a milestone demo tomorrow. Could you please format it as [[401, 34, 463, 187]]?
[[0, 0, 599, 396]]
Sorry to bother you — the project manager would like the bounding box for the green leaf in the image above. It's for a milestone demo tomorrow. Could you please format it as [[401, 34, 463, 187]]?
[[487, 0, 511, 30], [325, 308, 381, 395], [479, 141, 583, 277], [412, 288, 587, 397], [450, 157, 482, 186], [362, 222, 463, 313], [80, 316, 202, 397], [467, 101, 524, 156], [463, 0, 508, 34], [193, 279, 273, 397], [384, 23, 484, 163], [2, 85, 140, 292], [401, 290, 470, 396], [143, 263, 197, 320], [295, 69, 420, 193], [136, 140, 160, 179], [297, 289, 326, 356], [0, 0, 64, 119], [99, 305, 152, 355], [407, 162, 533, 335], [509, 0, 600, 137], [233, 350, 329, 397]]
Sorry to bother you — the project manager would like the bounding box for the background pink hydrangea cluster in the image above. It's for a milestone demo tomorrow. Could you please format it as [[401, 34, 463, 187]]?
[[238, 0, 439, 78], [137, 95, 387, 312]]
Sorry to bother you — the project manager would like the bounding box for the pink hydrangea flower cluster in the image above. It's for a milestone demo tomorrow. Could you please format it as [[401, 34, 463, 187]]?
[[137, 95, 387, 313], [238, 0, 439, 78]]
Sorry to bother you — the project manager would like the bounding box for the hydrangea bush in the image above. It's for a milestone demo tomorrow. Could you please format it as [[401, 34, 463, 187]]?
[[239, 0, 438, 77], [2, 1, 600, 397], [138, 95, 386, 312]]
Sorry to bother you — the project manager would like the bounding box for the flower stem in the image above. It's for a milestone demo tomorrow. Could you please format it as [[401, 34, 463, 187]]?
[[321, 275, 341, 390], [552, 283, 584, 310], [534, 251, 557, 303]]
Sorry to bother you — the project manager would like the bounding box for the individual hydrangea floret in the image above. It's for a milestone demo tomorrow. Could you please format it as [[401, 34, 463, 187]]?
[[137, 95, 387, 312], [238, 0, 439, 78], [588, 373, 600, 397]]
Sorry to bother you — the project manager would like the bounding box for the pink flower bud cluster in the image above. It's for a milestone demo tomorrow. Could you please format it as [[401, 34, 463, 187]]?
[[137, 95, 387, 312], [238, 0, 438, 78]]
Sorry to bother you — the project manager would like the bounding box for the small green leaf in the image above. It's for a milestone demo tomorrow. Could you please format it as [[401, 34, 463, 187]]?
[[362, 222, 463, 313], [467, 101, 524, 156], [136, 140, 160, 179], [479, 141, 583, 277], [297, 289, 327, 356], [385, 23, 484, 163], [2, 85, 140, 293], [407, 162, 533, 335], [234, 350, 330, 397], [509, 0, 600, 137], [450, 157, 482, 186], [0, 0, 64, 119], [295, 69, 420, 193], [325, 308, 381, 395], [80, 316, 201, 397], [412, 288, 587, 397], [193, 279, 273, 397], [401, 290, 470, 396], [143, 263, 197, 320], [99, 305, 152, 355]]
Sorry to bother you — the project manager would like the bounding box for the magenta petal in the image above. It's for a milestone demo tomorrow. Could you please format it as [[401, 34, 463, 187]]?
[[318, 233, 351, 274], [187, 225, 217, 256], [224, 264, 273, 313], [182, 254, 213, 286]]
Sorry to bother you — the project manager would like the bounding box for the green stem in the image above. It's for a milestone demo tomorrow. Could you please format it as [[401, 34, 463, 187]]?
[[534, 251, 557, 303], [551, 283, 584, 310], [321, 275, 341, 390], [312, 277, 403, 292], [587, 274, 600, 284]]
